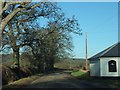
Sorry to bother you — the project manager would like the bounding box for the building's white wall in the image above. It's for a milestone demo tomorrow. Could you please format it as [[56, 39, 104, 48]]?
[[118, 58, 120, 76], [100, 57, 119, 77], [89, 59, 100, 76]]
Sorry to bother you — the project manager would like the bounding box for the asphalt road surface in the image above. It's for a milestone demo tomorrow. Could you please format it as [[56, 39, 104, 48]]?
[[25, 71, 114, 88]]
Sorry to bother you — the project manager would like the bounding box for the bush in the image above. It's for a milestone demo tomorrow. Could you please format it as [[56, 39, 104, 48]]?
[[28, 67, 39, 74], [82, 66, 86, 70], [2, 65, 19, 85]]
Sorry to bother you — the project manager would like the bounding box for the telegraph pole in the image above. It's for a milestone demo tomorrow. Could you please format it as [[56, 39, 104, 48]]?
[[85, 32, 88, 70]]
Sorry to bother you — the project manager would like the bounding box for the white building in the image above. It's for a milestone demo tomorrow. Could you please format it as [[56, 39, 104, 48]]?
[[89, 42, 120, 77]]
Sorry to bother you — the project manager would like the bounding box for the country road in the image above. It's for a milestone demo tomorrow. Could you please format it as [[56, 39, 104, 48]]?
[[25, 71, 114, 88], [2, 70, 118, 89]]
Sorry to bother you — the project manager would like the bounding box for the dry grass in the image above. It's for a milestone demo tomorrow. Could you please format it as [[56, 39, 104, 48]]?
[[2, 74, 43, 88]]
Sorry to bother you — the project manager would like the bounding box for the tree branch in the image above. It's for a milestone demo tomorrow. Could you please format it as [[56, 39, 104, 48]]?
[[1, 7, 24, 33], [0, 2, 42, 35]]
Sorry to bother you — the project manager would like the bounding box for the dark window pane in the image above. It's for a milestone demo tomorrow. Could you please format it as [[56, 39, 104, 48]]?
[[108, 60, 117, 72]]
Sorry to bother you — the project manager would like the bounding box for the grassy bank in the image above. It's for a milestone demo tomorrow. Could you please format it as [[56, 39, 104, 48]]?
[[71, 70, 119, 87], [2, 73, 43, 88], [1, 65, 40, 85]]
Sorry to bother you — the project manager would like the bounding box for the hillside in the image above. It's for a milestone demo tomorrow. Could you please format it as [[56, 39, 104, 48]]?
[[54, 58, 86, 70]]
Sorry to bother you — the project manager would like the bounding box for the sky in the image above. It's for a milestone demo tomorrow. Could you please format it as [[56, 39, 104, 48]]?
[[0, 1, 118, 59], [57, 2, 118, 58]]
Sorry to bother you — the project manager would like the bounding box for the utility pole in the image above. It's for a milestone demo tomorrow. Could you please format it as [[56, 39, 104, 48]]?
[[85, 32, 88, 70]]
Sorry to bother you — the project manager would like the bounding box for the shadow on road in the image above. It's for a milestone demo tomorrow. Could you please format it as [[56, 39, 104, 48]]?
[[2, 68, 119, 89]]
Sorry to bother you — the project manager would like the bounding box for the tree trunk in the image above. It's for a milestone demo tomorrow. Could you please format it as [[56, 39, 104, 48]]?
[[13, 47, 20, 68], [49, 57, 54, 70], [46, 55, 54, 71], [12, 47, 21, 78]]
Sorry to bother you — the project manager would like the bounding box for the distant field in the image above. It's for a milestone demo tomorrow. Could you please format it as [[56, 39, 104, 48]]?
[[1, 54, 86, 70], [0, 54, 13, 64], [54, 58, 86, 70]]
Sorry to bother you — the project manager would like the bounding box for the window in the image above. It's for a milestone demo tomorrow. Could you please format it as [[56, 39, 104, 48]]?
[[108, 60, 117, 72]]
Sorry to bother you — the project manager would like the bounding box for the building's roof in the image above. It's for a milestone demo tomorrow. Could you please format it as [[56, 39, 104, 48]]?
[[89, 42, 120, 60]]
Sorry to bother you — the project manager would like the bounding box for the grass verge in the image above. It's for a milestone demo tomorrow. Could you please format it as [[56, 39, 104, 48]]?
[[2, 73, 43, 88], [71, 70, 85, 77], [71, 70, 119, 87]]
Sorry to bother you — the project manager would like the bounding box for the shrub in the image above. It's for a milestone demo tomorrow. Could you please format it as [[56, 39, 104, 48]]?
[[2, 64, 41, 85], [2, 65, 19, 85]]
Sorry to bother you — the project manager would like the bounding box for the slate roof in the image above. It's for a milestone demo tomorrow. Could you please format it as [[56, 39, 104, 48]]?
[[89, 42, 120, 60]]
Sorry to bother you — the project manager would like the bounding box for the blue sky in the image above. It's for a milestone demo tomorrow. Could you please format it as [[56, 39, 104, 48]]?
[[1, 2, 118, 59], [57, 2, 118, 58]]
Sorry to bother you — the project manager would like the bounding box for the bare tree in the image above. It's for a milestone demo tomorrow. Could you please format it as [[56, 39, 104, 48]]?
[[0, 1, 30, 33], [27, 13, 81, 72], [1, 2, 61, 71], [1, 1, 82, 73]]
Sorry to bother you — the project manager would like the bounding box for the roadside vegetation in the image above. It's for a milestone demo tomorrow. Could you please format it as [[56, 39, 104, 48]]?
[[1, 58, 86, 85], [71, 70, 87, 77], [71, 70, 119, 87], [2, 73, 43, 88]]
